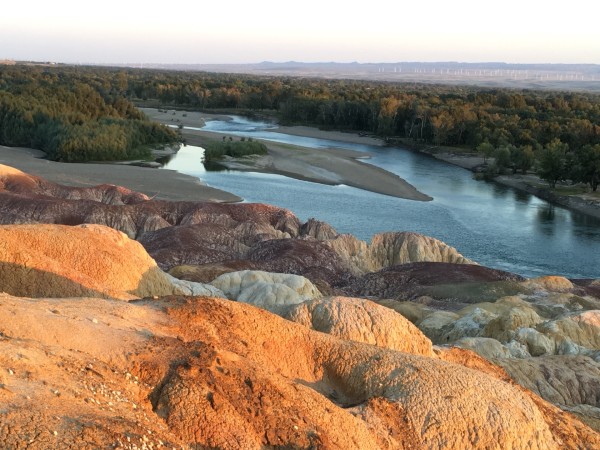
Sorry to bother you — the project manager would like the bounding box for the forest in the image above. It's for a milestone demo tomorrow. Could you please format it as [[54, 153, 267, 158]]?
[[0, 65, 178, 162], [1, 64, 599, 189], [125, 68, 600, 190]]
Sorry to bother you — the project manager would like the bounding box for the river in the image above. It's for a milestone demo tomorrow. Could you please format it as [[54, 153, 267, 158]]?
[[162, 116, 600, 279]]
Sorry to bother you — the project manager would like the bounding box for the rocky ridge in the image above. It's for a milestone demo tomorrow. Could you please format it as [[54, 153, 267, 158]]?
[[1, 163, 599, 448]]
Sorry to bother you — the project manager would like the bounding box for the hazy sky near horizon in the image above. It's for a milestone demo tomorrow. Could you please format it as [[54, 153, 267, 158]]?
[[1, 0, 598, 65]]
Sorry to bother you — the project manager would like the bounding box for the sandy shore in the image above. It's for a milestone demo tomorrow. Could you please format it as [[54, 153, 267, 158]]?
[[142, 108, 432, 201], [0, 145, 241, 203]]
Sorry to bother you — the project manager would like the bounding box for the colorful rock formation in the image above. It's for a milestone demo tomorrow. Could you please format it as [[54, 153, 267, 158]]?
[[1, 163, 599, 447]]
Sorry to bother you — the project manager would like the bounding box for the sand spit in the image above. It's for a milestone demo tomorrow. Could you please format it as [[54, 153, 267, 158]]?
[[142, 107, 432, 201]]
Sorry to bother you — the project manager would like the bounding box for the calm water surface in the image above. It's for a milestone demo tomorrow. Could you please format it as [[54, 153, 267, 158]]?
[[162, 116, 600, 279]]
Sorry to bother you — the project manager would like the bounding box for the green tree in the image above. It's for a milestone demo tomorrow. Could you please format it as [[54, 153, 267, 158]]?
[[476, 142, 495, 164], [572, 144, 600, 191], [510, 145, 535, 174], [494, 145, 513, 173], [538, 139, 568, 188]]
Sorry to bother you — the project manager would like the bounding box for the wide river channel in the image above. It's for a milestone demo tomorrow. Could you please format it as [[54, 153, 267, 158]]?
[[162, 116, 600, 279]]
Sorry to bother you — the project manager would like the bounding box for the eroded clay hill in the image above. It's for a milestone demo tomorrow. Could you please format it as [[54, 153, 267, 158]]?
[[0, 223, 222, 300], [2, 163, 600, 447], [0, 163, 473, 294]]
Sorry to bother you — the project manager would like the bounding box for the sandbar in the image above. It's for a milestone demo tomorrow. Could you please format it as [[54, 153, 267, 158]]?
[[142, 108, 432, 201]]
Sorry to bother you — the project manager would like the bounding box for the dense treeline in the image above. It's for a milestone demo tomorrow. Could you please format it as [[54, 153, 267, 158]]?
[[0, 66, 178, 162], [2, 65, 599, 188], [123, 69, 600, 149], [121, 67, 600, 189]]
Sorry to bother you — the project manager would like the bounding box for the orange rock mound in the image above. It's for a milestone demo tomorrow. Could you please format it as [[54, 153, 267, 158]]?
[[0, 223, 218, 300]]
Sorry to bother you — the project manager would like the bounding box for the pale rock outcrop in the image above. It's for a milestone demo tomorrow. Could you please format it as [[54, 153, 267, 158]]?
[[165, 273, 224, 297], [210, 270, 321, 312], [537, 310, 600, 351], [504, 340, 532, 358], [498, 354, 600, 430], [452, 337, 514, 359], [482, 303, 544, 342], [375, 299, 435, 324], [523, 275, 575, 293], [284, 296, 434, 356], [514, 327, 556, 356], [325, 231, 473, 276], [374, 289, 600, 364], [413, 295, 599, 357], [417, 311, 460, 341], [368, 232, 474, 268], [300, 217, 339, 240], [421, 308, 497, 343], [326, 233, 371, 275], [0, 223, 220, 300]]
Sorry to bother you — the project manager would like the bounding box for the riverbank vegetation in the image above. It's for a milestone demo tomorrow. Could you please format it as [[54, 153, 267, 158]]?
[[203, 138, 268, 161], [0, 65, 178, 162], [2, 64, 599, 188], [123, 67, 600, 190]]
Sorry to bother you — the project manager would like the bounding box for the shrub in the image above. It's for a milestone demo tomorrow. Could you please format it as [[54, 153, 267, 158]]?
[[203, 139, 268, 161]]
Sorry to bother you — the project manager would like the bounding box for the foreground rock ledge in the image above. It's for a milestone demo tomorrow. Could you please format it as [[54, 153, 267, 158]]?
[[1, 293, 598, 449]]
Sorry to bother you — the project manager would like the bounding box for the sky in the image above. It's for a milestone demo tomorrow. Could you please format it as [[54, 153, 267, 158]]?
[[1, 0, 599, 65]]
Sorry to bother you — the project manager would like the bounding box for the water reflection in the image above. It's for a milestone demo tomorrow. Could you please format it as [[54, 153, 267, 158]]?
[[204, 161, 229, 172], [491, 183, 510, 199], [155, 154, 174, 165], [570, 211, 600, 238], [536, 205, 556, 236], [513, 190, 531, 204]]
